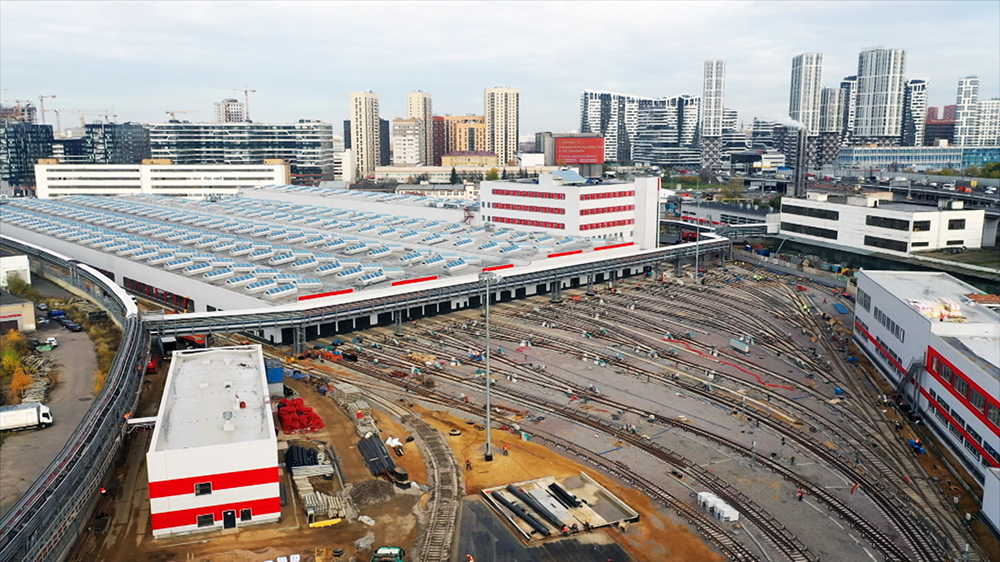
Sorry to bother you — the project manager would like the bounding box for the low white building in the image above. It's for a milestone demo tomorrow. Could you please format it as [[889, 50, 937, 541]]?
[[481, 171, 661, 249], [779, 192, 987, 256], [35, 161, 289, 199], [373, 165, 558, 184], [0, 254, 31, 288], [147, 345, 279, 537], [854, 271, 999, 533]]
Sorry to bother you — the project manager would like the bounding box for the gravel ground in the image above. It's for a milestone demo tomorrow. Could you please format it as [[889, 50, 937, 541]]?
[[350, 478, 396, 509]]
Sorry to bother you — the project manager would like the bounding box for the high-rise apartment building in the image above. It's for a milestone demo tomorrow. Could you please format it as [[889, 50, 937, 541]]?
[[484, 87, 519, 166], [924, 105, 957, 146], [819, 88, 846, 134], [580, 91, 659, 164], [350, 92, 381, 177], [901, 79, 929, 147], [379, 118, 390, 166], [147, 121, 336, 184], [454, 121, 487, 152], [431, 116, 446, 166], [789, 54, 824, 134], [632, 95, 701, 167], [391, 118, 423, 166], [976, 98, 1000, 147], [840, 75, 858, 143], [854, 47, 907, 142], [342, 120, 351, 150], [0, 122, 53, 186], [214, 99, 246, 123], [406, 91, 433, 165], [700, 59, 726, 169], [954, 76, 980, 147], [440, 115, 483, 154]]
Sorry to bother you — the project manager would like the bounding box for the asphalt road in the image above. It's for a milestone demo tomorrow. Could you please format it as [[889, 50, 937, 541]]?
[[0, 282, 98, 518]]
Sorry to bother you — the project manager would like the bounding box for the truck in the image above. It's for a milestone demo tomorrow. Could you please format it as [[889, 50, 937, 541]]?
[[371, 546, 405, 562], [0, 403, 54, 431]]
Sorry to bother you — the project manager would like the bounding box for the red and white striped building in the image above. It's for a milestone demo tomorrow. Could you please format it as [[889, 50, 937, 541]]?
[[853, 271, 1000, 534], [147, 345, 280, 537], [480, 171, 661, 250]]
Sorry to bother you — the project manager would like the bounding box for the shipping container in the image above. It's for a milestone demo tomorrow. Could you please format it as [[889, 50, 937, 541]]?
[[729, 339, 750, 354]]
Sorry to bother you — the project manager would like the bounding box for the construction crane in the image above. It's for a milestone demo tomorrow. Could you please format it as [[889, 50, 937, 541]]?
[[165, 110, 197, 121], [53, 109, 111, 136], [38, 94, 56, 125], [213, 86, 256, 121]]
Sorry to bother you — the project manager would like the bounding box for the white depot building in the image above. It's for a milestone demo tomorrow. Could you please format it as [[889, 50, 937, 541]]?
[[481, 171, 660, 249], [147, 345, 279, 537], [779, 192, 988, 256], [35, 161, 289, 199], [854, 271, 999, 533]]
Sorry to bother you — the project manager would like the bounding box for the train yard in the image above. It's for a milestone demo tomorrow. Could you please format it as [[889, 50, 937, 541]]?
[[293, 259, 994, 562]]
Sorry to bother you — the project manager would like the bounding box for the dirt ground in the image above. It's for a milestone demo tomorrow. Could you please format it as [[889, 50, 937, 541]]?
[[412, 405, 724, 562]]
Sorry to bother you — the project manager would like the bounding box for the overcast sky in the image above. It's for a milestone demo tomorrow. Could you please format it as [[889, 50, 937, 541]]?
[[2, 1, 997, 138]]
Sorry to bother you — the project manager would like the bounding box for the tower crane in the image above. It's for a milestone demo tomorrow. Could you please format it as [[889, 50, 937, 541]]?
[[165, 110, 197, 121], [213, 86, 256, 121], [38, 94, 56, 125], [53, 109, 111, 136]]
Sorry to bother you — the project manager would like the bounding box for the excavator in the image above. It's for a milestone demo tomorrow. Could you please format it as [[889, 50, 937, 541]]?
[[370, 546, 405, 562]]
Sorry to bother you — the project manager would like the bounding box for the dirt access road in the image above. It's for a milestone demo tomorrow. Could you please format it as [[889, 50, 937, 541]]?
[[0, 277, 98, 517]]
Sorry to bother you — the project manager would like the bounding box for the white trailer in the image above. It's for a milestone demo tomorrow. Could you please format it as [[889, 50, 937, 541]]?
[[0, 403, 54, 431]]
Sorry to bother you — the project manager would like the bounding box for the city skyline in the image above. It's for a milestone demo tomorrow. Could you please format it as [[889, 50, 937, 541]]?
[[1, 1, 998, 136]]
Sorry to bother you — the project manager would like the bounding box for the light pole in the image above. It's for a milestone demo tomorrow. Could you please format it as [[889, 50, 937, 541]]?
[[479, 271, 499, 461], [694, 195, 701, 276]]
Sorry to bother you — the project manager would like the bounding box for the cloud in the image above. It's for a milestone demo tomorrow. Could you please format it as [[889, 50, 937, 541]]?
[[1, 1, 997, 134]]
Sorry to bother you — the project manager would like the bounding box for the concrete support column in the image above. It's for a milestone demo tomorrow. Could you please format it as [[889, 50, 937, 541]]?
[[586, 274, 595, 296], [293, 324, 305, 356], [550, 280, 562, 303], [394, 310, 404, 335], [719, 252, 726, 268], [610, 270, 618, 289], [674, 260, 682, 276]]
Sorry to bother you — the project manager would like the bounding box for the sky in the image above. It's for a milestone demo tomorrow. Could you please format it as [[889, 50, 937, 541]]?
[[1, 1, 998, 139]]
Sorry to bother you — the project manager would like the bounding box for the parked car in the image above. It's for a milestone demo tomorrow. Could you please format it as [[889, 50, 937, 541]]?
[[65, 322, 82, 332], [37, 317, 49, 326], [36, 303, 48, 311], [45, 337, 58, 348]]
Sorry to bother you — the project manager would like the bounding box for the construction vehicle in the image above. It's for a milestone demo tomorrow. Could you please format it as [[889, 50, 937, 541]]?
[[370, 546, 405, 562]]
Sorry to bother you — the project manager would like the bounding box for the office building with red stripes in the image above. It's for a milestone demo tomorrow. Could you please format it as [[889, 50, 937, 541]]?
[[480, 170, 661, 250], [853, 271, 1000, 534], [147, 345, 279, 537]]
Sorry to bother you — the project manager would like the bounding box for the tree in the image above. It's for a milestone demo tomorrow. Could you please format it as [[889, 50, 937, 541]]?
[[485, 167, 500, 181], [939, 168, 957, 176], [720, 178, 743, 201], [450, 167, 459, 185], [501, 169, 508, 180], [9, 366, 32, 402], [698, 168, 714, 185], [769, 196, 784, 211]]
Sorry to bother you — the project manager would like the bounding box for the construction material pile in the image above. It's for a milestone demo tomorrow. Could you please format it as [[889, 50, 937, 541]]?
[[350, 478, 396, 509], [277, 398, 325, 434], [405, 352, 437, 365]]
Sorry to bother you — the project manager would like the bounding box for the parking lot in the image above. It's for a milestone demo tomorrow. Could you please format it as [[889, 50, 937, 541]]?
[[0, 279, 99, 518]]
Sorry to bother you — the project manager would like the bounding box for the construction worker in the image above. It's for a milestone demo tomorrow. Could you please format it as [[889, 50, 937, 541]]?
[[797, 488, 805, 502], [502, 443, 509, 456], [466, 555, 475, 562], [465, 458, 472, 470]]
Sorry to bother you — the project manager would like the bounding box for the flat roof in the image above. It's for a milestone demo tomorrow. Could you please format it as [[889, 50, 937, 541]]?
[[944, 336, 1000, 375], [0, 289, 30, 306], [151, 345, 272, 451], [864, 271, 999, 325]]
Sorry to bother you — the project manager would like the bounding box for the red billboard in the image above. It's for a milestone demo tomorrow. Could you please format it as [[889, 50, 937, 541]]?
[[554, 137, 605, 165]]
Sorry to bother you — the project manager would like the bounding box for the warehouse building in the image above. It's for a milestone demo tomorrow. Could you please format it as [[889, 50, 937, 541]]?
[[146, 345, 280, 537], [854, 271, 1000, 534], [0, 289, 36, 333]]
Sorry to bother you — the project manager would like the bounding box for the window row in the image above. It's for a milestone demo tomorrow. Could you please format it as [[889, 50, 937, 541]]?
[[866, 215, 910, 231], [581, 205, 634, 216], [873, 306, 905, 342], [490, 202, 565, 214], [781, 204, 839, 221], [196, 509, 253, 528], [490, 216, 565, 230], [948, 219, 966, 230], [864, 235, 908, 253], [874, 335, 906, 379], [912, 220, 931, 232], [931, 355, 999, 429], [580, 190, 635, 201], [580, 219, 634, 231], [857, 288, 872, 312], [929, 387, 1000, 467], [491, 188, 566, 199], [780, 221, 838, 240]]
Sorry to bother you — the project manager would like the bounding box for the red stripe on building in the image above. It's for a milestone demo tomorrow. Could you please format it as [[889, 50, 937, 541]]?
[[594, 242, 634, 251], [391, 276, 438, 287], [926, 346, 1000, 437], [854, 321, 908, 376], [298, 288, 353, 301], [149, 467, 279, 499], [547, 250, 583, 258], [920, 388, 1000, 468], [482, 264, 514, 272], [151, 496, 281, 530]]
